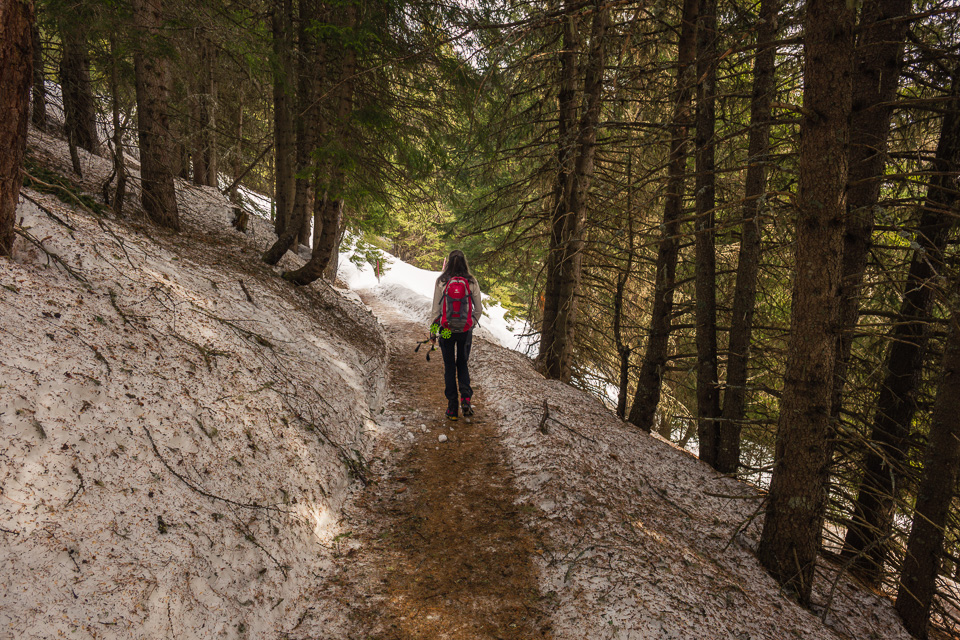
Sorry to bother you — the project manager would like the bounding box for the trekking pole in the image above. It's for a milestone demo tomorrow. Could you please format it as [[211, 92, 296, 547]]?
[[414, 339, 437, 361]]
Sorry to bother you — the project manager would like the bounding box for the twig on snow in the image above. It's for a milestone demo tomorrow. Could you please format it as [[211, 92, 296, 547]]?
[[141, 424, 285, 513], [703, 491, 763, 500], [538, 399, 550, 434], [722, 495, 768, 553], [239, 279, 254, 304], [19, 191, 75, 230], [65, 465, 85, 506], [564, 545, 595, 583], [14, 225, 89, 287]]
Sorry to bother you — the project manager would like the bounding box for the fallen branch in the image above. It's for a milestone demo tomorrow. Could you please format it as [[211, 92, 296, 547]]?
[[538, 399, 550, 434], [564, 545, 595, 583], [722, 496, 767, 553], [703, 491, 763, 500], [220, 143, 274, 197], [545, 414, 597, 444], [14, 226, 89, 287], [235, 519, 289, 579], [239, 279, 254, 304], [19, 191, 76, 230], [190, 305, 275, 349], [142, 424, 286, 513], [65, 465, 85, 506], [647, 483, 697, 520], [25, 169, 137, 268], [108, 289, 130, 325]]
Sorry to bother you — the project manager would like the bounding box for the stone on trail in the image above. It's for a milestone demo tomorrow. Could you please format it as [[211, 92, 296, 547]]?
[[438, 434, 448, 443]]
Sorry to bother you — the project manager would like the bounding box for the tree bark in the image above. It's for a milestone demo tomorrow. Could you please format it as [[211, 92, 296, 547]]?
[[614, 271, 631, 420], [229, 90, 243, 204], [191, 30, 217, 188], [843, 67, 960, 586], [30, 19, 45, 131], [272, 0, 296, 237], [627, 0, 698, 432], [716, 0, 778, 473], [694, 0, 720, 467], [59, 25, 98, 154], [0, 0, 34, 257], [548, 1, 607, 380], [109, 34, 127, 216], [538, 0, 580, 381], [284, 3, 358, 286], [263, 0, 323, 265], [755, 0, 854, 605], [615, 153, 636, 421], [896, 292, 960, 638], [133, 0, 180, 230], [830, 0, 913, 424]]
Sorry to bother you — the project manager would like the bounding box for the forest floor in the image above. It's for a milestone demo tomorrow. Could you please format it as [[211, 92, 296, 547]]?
[[324, 296, 552, 639]]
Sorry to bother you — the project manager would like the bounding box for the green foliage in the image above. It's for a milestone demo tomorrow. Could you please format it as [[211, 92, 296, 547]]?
[[343, 234, 390, 276], [22, 154, 107, 215]]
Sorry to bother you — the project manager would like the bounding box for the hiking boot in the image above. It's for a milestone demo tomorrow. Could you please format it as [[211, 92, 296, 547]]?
[[461, 397, 474, 417], [445, 406, 458, 421]]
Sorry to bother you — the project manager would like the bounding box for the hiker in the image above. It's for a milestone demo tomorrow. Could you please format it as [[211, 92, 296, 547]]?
[[429, 250, 483, 420]]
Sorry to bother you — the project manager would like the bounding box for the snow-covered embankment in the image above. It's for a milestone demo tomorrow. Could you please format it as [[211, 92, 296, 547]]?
[[0, 130, 387, 638]]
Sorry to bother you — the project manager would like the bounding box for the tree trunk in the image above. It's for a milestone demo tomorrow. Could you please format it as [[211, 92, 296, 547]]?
[[285, 3, 359, 286], [830, 0, 913, 424], [0, 0, 34, 257], [229, 91, 243, 204], [614, 270, 631, 420], [843, 67, 960, 586], [896, 287, 960, 640], [538, 0, 580, 381], [755, 0, 854, 605], [694, 0, 720, 467], [30, 19, 45, 131], [549, 1, 607, 380], [272, 0, 296, 237], [716, 0, 778, 473], [627, 0, 698, 432], [323, 219, 346, 282], [109, 35, 127, 216], [192, 31, 217, 188], [263, 0, 322, 265], [133, 0, 180, 230], [59, 26, 98, 154], [615, 153, 636, 420]]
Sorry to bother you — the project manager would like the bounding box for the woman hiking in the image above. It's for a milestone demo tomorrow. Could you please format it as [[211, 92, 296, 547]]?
[[429, 250, 483, 420]]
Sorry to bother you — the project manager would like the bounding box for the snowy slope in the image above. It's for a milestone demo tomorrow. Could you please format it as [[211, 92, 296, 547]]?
[[1, 129, 387, 639]]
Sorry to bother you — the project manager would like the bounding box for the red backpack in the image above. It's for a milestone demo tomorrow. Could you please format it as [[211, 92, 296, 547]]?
[[440, 276, 473, 333]]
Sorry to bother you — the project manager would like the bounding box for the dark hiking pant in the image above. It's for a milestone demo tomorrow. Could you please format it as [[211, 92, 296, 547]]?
[[439, 330, 473, 408]]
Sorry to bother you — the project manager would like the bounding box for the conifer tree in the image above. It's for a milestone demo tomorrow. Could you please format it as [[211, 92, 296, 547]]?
[[756, 0, 855, 604], [0, 0, 34, 257]]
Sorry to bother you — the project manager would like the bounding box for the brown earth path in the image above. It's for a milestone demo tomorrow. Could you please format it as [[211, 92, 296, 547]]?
[[330, 296, 552, 639]]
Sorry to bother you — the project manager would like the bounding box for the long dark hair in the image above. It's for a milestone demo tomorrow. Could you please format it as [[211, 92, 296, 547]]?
[[439, 250, 474, 284]]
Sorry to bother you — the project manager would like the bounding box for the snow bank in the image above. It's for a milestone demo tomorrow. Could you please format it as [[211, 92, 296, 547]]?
[[465, 342, 913, 640], [0, 130, 387, 639]]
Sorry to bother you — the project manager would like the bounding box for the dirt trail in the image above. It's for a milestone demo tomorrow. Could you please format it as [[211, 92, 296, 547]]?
[[335, 297, 551, 639]]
